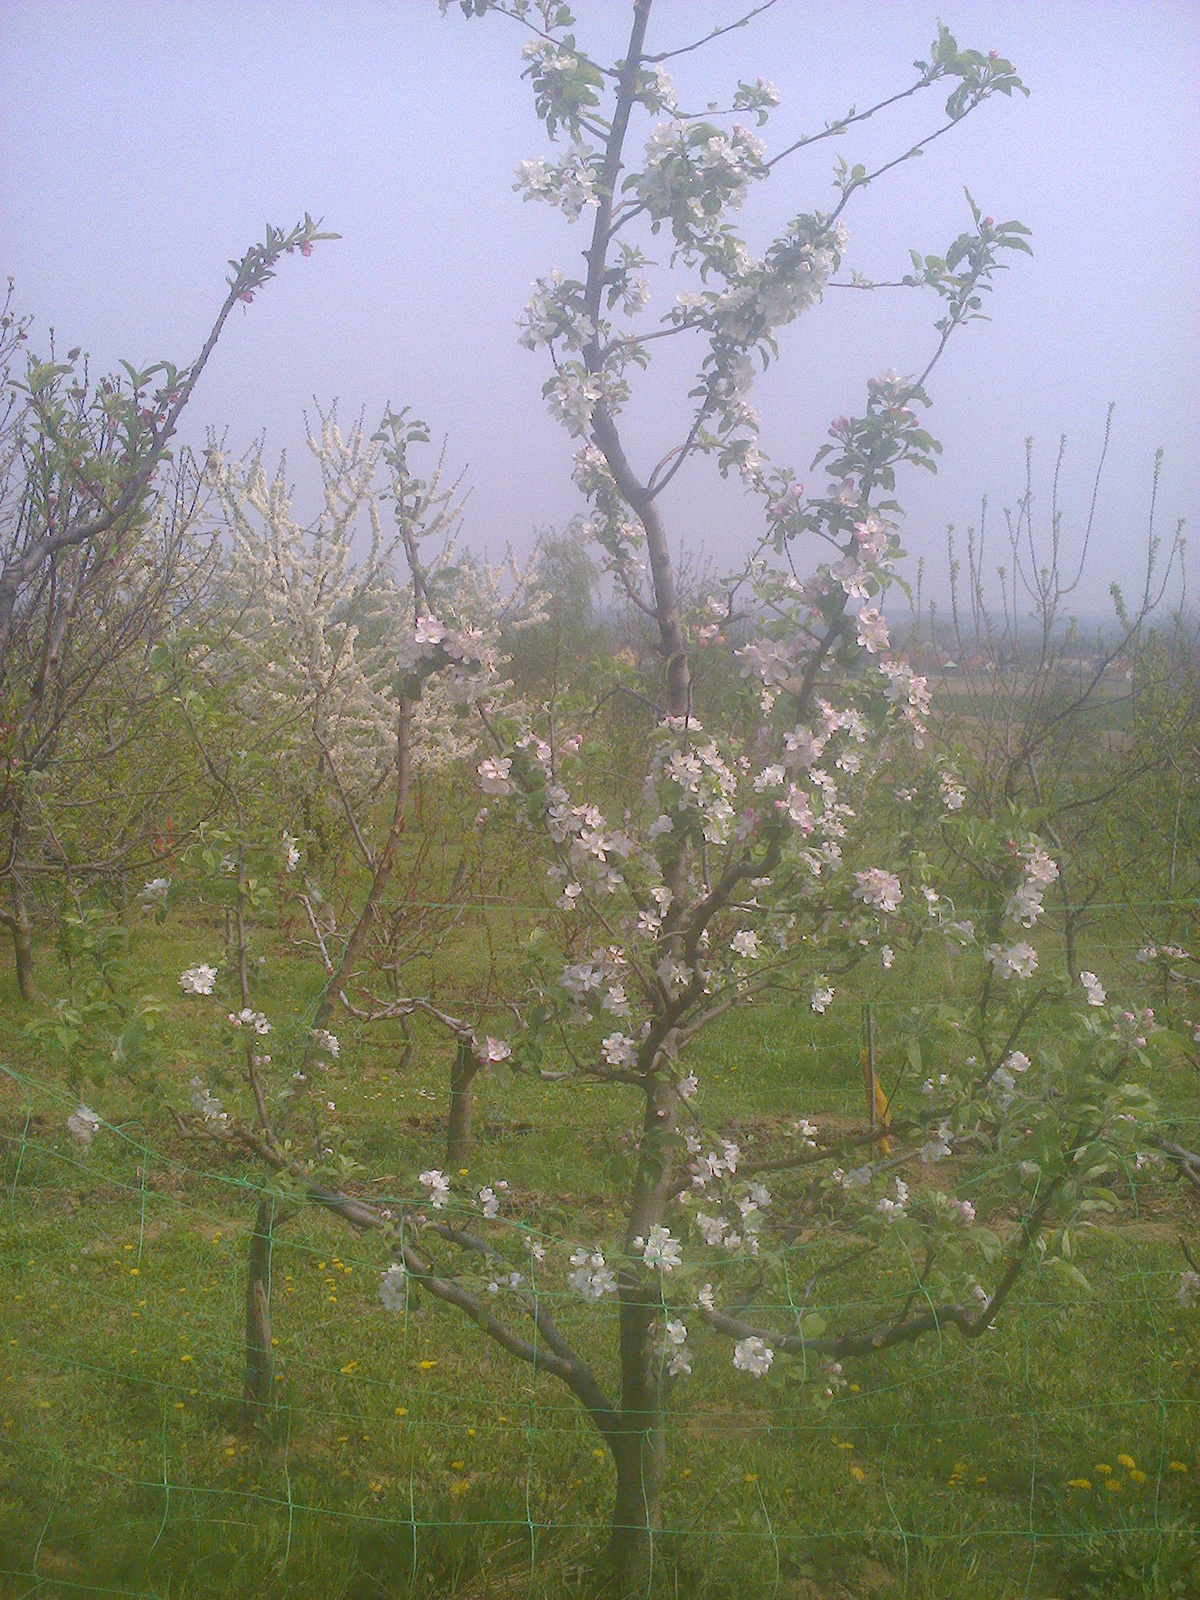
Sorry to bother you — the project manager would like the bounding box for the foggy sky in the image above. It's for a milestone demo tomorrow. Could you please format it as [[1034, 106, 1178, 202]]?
[[3, 0, 1197, 614]]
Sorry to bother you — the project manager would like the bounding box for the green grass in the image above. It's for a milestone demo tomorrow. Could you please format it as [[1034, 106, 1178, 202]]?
[[2, 903, 1199, 1600]]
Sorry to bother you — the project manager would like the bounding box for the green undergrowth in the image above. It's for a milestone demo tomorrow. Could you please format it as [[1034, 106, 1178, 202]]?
[[1, 905, 1198, 1600]]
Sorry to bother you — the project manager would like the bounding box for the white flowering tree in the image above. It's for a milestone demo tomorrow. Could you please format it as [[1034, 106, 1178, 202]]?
[[165, 403, 548, 1405], [158, 7, 1163, 1591]]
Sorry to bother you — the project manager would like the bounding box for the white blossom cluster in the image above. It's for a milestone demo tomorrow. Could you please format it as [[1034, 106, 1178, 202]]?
[[1004, 845, 1059, 927], [205, 417, 544, 808], [419, 1168, 451, 1209], [644, 725, 739, 846], [732, 1335, 773, 1376], [513, 144, 600, 223], [984, 940, 1039, 981], [179, 964, 218, 996], [854, 868, 903, 914], [228, 1007, 271, 1035], [568, 1247, 617, 1301], [632, 119, 768, 246], [189, 1077, 228, 1125], [379, 1262, 408, 1312]]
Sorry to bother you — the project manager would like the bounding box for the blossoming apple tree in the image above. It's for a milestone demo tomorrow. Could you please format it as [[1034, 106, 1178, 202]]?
[[160, 4, 1162, 1589]]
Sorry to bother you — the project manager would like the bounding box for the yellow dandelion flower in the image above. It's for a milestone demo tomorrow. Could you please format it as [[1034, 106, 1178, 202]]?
[[418, 1359, 437, 1371], [837, 1441, 854, 1452], [1094, 1463, 1112, 1475], [1129, 1469, 1147, 1483], [449, 1477, 471, 1497], [458, 1168, 469, 1176], [1104, 1479, 1123, 1493], [451, 1459, 465, 1470], [1116, 1453, 1136, 1470], [339, 1361, 357, 1375], [744, 1473, 758, 1484], [849, 1465, 866, 1482], [1168, 1461, 1187, 1473], [1067, 1478, 1091, 1490], [395, 1407, 408, 1417], [592, 1448, 606, 1460]]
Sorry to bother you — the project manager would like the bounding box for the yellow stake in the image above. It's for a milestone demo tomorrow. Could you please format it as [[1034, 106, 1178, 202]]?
[[861, 1003, 891, 1155]]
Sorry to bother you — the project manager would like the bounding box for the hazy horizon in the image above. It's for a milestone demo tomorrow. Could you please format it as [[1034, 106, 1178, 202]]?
[[3, 0, 1197, 614]]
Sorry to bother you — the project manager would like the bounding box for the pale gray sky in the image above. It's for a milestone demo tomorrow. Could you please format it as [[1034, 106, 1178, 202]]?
[[3, 0, 1197, 612]]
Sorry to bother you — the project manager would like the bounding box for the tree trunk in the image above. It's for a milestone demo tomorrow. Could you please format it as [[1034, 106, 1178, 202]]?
[[241, 1197, 280, 1422], [605, 1071, 679, 1590], [446, 1039, 477, 1167], [2, 885, 38, 1002], [607, 1319, 666, 1594]]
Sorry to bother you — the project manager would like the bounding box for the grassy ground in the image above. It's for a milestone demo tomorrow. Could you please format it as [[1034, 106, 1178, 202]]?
[[2, 899, 1199, 1600]]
